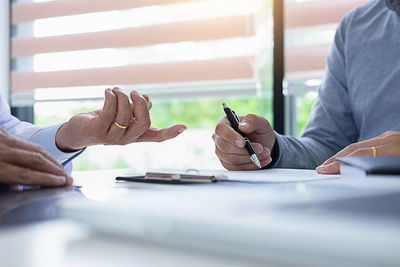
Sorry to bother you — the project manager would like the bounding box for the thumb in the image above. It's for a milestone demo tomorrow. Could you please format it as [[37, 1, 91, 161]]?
[[238, 114, 272, 134]]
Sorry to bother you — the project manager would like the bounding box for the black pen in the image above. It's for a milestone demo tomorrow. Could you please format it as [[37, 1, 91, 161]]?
[[222, 102, 261, 168]]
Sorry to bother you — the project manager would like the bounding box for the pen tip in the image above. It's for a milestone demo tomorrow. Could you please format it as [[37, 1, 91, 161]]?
[[250, 154, 262, 169]]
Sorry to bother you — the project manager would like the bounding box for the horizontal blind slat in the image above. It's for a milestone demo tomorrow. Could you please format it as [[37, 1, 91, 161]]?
[[285, 44, 330, 73], [12, 15, 255, 58], [12, 0, 195, 24], [285, 0, 369, 29], [11, 56, 255, 92]]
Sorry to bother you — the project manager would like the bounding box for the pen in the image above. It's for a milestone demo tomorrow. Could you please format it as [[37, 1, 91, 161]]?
[[222, 102, 262, 168]]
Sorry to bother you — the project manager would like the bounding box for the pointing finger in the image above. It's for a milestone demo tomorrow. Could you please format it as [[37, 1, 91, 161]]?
[[238, 114, 272, 134]]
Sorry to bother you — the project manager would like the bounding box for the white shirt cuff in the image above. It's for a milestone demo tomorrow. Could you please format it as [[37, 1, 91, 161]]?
[[28, 123, 85, 165]]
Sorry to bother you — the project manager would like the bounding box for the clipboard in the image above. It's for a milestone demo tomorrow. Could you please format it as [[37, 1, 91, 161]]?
[[116, 172, 217, 184]]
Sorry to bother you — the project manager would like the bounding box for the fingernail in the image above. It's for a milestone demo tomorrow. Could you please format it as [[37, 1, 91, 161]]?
[[316, 164, 329, 171], [261, 158, 271, 166], [142, 94, 149, 102], [235, 139, 244, 147], [261, 150, 269, 157], [66, 176, 74, 185], [255, 146, 263, 154], [240, 122, 249, 129]]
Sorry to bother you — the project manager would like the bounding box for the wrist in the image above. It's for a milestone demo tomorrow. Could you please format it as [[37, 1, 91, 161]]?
[[263, 135, 279, 169], [55, 123, 84, 152]]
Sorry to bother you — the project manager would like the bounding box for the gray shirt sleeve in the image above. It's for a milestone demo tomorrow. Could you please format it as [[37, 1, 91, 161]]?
[[270, 11, 359, 169]]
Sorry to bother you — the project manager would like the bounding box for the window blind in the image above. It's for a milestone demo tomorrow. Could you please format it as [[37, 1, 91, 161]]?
[[284, 0, 370, 94], [11, 0, 270, 105]]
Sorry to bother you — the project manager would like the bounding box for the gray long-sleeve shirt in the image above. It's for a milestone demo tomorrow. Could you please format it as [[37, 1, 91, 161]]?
[[272, 0, 400, 169]]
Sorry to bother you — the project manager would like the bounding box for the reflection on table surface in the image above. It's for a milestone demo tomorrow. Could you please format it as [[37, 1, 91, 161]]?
[[0, 169, 399, 267], [2, 169, 400, 226], [0, 185, 83, 226]]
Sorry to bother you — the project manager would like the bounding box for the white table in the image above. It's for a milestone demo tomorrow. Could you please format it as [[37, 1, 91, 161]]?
[[1, 169, 399, 267]]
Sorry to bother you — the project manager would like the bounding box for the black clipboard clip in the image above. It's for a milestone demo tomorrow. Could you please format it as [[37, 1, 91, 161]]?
[[116, 171, 217, 184]]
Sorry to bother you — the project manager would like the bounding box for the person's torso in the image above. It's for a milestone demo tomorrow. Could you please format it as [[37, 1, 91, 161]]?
[[345, 0, 400, 141]]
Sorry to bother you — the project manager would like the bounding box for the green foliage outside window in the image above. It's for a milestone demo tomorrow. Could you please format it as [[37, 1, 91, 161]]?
[[296, 92, 317, 136], [150, 96, 273, 130]]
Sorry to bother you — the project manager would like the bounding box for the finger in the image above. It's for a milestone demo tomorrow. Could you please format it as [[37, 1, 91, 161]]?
[[124, 91, 151, 138], [141, 94, 152, 110], [372, 143, 400, 156], [0, 163, 67, 187], [320, 143, 360, 167], [238, 114, 272, 134], [5, 136, 65, 173], [316, 147, 373, 174], [106, 88, 132, 142], [98, 88, 117, 129], [215, 146, 271, 165], [135, 125, 187, 143], [213, 133, 264, 155], [215, 116, 246, 148], [219, 158, 271, 171], [65, 175, 74, 186], [142, 94, 149, 102], [2, 148, 68, 177], [316, 161, 341, 174], [321, 134, 393, 167], [130, 94, 152, 117]]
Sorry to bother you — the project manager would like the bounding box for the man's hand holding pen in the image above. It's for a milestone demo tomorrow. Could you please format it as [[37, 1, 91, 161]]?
[[212, 104, 276, 171]]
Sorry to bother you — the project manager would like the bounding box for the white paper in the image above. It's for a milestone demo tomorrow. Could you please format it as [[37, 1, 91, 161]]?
[[213, 168, 341, 183]]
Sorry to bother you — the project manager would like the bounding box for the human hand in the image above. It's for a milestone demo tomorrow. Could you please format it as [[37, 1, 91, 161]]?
[[55, 88, 187, 151], [316, 131, 400, 174], [212, 114, 276, 170], [0, 128, 72, 187]]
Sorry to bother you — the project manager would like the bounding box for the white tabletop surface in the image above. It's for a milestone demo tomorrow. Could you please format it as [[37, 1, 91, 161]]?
[[1, 169, 399, 267]]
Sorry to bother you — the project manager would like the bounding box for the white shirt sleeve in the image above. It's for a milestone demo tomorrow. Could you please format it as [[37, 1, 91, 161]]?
[[0, 95, 39, 140], [0, 94, 84, 165]]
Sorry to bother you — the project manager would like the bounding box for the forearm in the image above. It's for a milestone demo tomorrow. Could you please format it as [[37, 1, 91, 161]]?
[[270, 133, 338, 169]]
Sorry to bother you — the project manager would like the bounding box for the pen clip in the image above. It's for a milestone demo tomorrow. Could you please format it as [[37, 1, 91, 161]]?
[[223, 102, 245, 136], [231, 109, 240, 124]]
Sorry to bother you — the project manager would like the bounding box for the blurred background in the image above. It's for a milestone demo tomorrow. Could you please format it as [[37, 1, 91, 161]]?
[[8, 0, 369, 172]]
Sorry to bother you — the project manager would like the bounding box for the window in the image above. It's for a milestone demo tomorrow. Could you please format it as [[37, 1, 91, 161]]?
[[284, 0, 370, 136], [11, 0, 273, 171]]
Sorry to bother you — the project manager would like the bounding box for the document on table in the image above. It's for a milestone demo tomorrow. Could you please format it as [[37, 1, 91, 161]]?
[[213, 168, 341, 183]]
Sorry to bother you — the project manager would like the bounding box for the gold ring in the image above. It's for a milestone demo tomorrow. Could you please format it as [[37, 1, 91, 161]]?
[[371, 146, 377, 157], [114, 121, 128, 129]]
